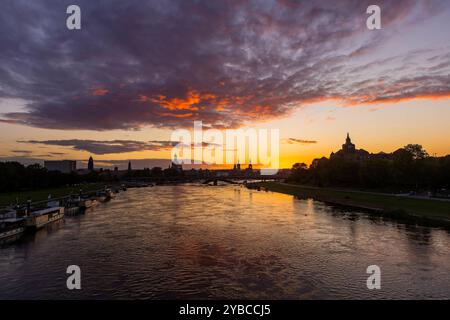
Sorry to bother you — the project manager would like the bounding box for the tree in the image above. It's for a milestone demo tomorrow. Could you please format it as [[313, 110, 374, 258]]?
[[287, 143, 448, 192], [404, 144, 429, 160], [288, 163, 309, 183], [0, 161, 102, 194]]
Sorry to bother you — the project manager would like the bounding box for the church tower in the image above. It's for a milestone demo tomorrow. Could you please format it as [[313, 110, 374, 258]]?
[[248, 159, 253, 171], [169, 153, 183, 172], [342, 133, 356, 152], [88, 156, 94, 171]]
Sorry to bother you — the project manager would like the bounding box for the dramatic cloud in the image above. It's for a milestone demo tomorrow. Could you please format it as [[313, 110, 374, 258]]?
[[18, 139, 223, 155], [0, 0, 449, 131], [19, 139, 176, 155]]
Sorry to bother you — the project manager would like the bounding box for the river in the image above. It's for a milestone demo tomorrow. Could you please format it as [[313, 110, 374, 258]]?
[[0, 184, 449, 299]]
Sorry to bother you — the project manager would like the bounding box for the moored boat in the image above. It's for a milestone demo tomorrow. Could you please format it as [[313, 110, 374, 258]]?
[[73, 198, 94, 209], [0, 217, 25, 241], [107, 189, 115, 199], [24, 207, 65, 230], [97, 194, 107, 202], [65, 197, 97, 215], [80, 199, 94, 209], [100, 188, 115, 201], [89, 199, 98, 208]]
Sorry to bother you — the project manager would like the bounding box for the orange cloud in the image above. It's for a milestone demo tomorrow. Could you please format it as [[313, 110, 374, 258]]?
[[345, 92, 450, 106], [298, 93, 450, 108], [152, 90, 201, 111], [145, 90, 244, 114], [235, 105, 272, 117], [157, 112, 193, 118], [91, 88, 109, 96], [214, 98, 230, 111]]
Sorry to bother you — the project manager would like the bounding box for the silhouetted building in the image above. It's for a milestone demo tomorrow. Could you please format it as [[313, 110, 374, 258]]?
[[342, 133, 356, 152], [330, 133, 370, 161], [232, 160, 241, 171], [169, 154, 183, 172], [88, 156, 94, 171], [44, 160, 76, 173]]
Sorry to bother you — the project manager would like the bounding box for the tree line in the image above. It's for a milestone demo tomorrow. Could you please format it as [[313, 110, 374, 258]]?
[[0, 162, 189, 193], [0, 162, 101, 193], [288, 144, 450, 192]]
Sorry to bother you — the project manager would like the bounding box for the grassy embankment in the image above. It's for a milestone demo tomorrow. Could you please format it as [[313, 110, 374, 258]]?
[[251, 182, 450, 227], [0, 183, 105, 208]]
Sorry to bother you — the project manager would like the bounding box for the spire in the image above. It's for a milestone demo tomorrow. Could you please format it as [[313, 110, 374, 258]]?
[[88, 156, 94, 171], [342, 132, 355, 152]]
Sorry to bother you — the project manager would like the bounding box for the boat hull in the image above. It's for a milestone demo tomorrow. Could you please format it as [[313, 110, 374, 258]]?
[[0, 227, 25, 240], [26, 207, 65, 230]]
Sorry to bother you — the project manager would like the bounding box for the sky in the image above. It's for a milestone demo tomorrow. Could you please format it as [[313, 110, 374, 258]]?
[[0, 0, 449, 169]]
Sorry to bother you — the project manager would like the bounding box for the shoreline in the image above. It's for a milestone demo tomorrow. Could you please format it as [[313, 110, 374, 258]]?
[[0, 183, 107, 209], [247, 182, 450, 229]]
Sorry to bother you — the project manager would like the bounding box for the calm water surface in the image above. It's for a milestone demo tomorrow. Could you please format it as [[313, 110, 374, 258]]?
[[1, 184, 449, 299]]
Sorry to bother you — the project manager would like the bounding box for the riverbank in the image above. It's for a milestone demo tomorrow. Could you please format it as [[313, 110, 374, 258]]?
[[248, 182, 450, 228], [0, 183, 105, 208]]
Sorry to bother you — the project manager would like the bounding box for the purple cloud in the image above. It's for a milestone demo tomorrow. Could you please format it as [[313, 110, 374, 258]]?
[[0, 0, 449, 131], [19, 139, 177, 155]]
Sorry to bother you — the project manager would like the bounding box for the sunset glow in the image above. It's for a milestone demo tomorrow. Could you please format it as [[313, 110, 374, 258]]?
[[0, 0, 449, 169]]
